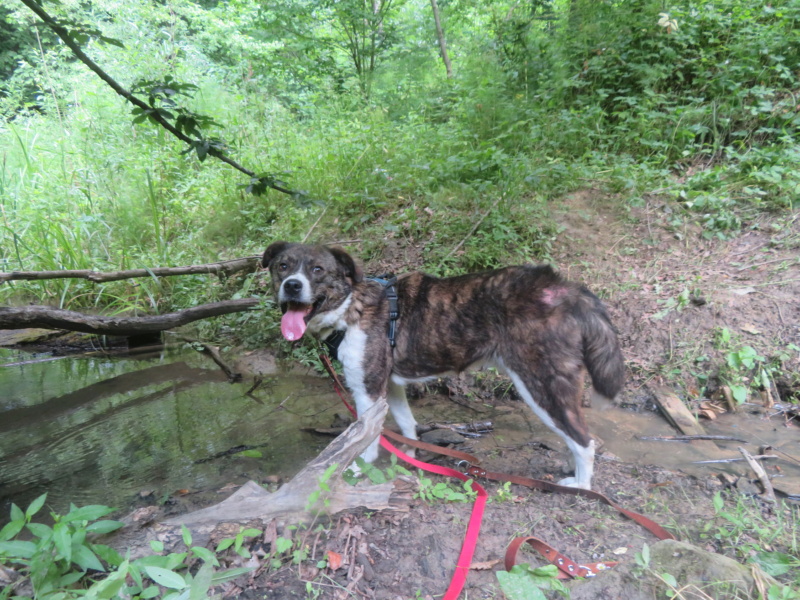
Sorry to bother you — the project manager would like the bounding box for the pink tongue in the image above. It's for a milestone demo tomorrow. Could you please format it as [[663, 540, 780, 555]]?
[[281, 307, 310, 341]]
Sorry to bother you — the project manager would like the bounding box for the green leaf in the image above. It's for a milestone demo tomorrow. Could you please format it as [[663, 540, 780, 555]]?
[[73, 544, 105, 572], [86, 561, 128, 600], [210, 567, 254, 584], [0, 540, 37, 558], [730, 385, 748, 403], [188, 562, 213, 600], [58, 571, 86, 587], [752, 551, 799, 577], [26, 522, 53, 540], [140, 586, 161, 599], [150, 540, 165, 553], [661, 572, 678, 587], [181, 525, 192, 548], [274, 537, 293, 554], [190, 546, 219, 567], [63, 505, 114, 523], [0, 519, 25, 541], [496, 568, 548, 600], [641, 542, 650, 566], [25, 494, 48, 520], [93, 544, 124, 567], [53, 524, 72, 563], [9, 504, 24, 524], [215, 538, 234, 553], [712, 492, 724, 513], [86, 520, 125, 534], [99, 36, 125, 48], [144, 566, 187, 590]]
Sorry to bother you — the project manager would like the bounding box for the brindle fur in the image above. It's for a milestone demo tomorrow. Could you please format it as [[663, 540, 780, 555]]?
[[262, 242, 625, 489]]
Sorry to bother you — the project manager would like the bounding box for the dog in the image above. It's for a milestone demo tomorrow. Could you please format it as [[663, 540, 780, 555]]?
[[262, 242, 625, 490]]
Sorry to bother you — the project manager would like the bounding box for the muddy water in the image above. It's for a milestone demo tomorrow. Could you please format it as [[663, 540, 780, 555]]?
[[2, 345, 798, 521], [0, 347, 343, 519]]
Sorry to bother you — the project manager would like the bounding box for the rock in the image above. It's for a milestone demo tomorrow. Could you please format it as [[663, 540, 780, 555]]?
[[419, 429, 466, 445], [569, 540, 780, 600]]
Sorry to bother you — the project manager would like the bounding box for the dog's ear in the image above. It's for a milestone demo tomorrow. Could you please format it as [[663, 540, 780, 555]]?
[[328, 246, 363, 283], [262, 241, 292, 268]]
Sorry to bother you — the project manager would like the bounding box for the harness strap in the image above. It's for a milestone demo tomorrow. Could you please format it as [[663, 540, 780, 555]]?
[[368, 275, 399, 347]]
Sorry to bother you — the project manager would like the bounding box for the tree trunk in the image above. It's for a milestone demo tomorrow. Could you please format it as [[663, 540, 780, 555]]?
[[430, 0, 453, 78]]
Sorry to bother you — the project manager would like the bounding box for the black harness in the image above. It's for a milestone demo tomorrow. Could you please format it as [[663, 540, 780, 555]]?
[[323, 275, 399, 357]]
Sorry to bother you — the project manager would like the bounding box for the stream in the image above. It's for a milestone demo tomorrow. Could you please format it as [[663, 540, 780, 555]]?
[[2, 342, 798, 523], [0, 344, 341, 520]]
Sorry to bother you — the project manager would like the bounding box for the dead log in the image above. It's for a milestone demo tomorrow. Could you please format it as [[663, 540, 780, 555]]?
[[0, 256, 260, 283], [0, 298, 259, 337], [169, 400, 393, 527], [106, 400, 414, 557]]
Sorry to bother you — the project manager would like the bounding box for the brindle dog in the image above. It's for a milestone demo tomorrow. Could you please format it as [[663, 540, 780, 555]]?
[[263, 242, 625, 489]]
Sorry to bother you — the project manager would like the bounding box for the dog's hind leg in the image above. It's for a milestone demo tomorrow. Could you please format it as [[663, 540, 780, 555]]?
[[388, 380, 417, 458], [500, 361, 595, 490]]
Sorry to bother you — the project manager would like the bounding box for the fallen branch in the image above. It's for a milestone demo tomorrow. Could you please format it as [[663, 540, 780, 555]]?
[[0, 256, 260, 283], [738, 446, 776, 503], [438, 197, 503, 267], [638, 435, 748, 443], [168, 401, 402, 526], [104, 400, 412, 558], [0, 298, 260, 337], [692, 455, 779, 464], [19, 0, 301, 198], [176, 335, 241, 382]]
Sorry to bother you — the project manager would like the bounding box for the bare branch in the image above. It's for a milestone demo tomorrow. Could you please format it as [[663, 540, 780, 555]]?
[[0, 299, 261, 337], [18, 0, 299, 197], [1, 256, 261, 283]]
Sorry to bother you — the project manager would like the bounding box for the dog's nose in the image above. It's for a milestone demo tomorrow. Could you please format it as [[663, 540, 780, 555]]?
[[284, 279, 303, 294]]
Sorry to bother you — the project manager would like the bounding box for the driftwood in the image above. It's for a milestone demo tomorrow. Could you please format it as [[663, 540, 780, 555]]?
[[638, 435, 748, 443], [0, 298, 259, 337], [651, 385, 706, 436], [692, 455, 779, 464], [738, 446, 776, 503], [107, 400, 415, 557], [0, 256, 260, 283], [169, 400, 396, 527]]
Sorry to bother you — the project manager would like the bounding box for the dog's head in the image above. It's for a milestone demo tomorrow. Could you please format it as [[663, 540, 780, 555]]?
[[262, 242, 362, 341]]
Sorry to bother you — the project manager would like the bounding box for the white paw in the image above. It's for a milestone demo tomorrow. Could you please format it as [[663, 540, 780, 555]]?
[[557, 476, 591, 490], [398, 446, 416, 460]]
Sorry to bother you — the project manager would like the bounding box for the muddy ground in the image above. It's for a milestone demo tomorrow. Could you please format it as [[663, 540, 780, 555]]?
[[8, 191, 799, 599], [179, 192, 799, 599]]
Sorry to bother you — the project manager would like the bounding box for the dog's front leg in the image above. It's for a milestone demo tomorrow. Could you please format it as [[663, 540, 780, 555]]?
[[337, 326, 392, 466]]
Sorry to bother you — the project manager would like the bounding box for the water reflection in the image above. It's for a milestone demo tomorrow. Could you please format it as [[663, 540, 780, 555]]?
[[0, 348, 338, 519]]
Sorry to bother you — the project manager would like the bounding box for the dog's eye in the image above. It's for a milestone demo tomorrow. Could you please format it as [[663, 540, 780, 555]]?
[[278, 263, 288, 272], [312, 266, 324, 274]]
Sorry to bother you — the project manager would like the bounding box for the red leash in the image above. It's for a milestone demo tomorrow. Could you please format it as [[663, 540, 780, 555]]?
[[320, 355, 487, 600], [319, 355, 674, 594]]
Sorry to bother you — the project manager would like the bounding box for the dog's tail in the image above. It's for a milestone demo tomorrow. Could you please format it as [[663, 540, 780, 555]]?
[[578, 289, 626, 400]]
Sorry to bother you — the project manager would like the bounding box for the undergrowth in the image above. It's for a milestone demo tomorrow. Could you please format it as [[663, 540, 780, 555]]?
[[0, 0, 798, 346]]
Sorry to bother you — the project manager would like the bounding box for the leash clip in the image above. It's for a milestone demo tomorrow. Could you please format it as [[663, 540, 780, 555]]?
[[578, 566, 597, 578]]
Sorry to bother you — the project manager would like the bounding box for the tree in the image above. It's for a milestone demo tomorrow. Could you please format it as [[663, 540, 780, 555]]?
[[430, 0, 453, 78], [327, 0, 401, 98]]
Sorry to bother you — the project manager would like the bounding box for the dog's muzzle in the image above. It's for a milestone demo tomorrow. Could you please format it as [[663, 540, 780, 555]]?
[[279, 277, 310, 303]]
